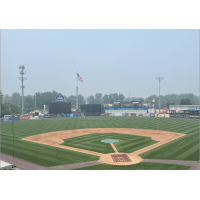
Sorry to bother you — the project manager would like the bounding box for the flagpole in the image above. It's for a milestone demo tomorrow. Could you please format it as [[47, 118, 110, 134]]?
[[76, 70, 78, 110]]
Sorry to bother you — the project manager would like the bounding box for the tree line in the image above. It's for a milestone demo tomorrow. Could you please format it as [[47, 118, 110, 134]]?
[[0, 90, 199, 117]]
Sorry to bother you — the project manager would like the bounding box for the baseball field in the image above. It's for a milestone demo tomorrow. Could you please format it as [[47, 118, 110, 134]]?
[[0, 117, 199, 170]]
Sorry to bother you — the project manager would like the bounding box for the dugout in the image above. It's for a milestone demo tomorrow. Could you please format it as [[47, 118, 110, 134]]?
[[49, 102, 71, 114]]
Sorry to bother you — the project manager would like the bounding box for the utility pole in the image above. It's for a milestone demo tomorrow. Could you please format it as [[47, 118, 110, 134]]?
[[18, 65, 27, 116], [76, 70, 78, 110], [35, 95, 36, 110], [156, 76, 164, 114]]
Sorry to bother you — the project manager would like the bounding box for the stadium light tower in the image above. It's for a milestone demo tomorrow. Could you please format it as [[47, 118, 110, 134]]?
[[18, 65, 27, 116], [156, 76, 164, 114]]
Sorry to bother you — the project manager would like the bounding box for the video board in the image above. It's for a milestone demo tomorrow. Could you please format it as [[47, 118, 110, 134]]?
[[49, 102, 71, 114]]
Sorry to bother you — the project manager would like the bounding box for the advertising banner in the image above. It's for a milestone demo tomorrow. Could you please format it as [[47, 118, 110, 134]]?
[[39, 115, 44, 119], [156, 114, 165, 117], [131, 113, 136, 116], [55, 93, 65, 102], [70, 114, 73, 117], [145, 113, 150, 117], [136, 113, 144, 117], [72, 111, 80, 114], [165, 114, 170, 118], [127, 113, 131, 116], [122, 113, 125, 116], [4, 115, 20, 121], [19, 116, 30, 120], [114, 113, 123, 116], [162, 108, 168, 114], [4, 115, 12, 121], [104, 107, 148, 110], [150, 114, 155, 117], [10, 116, 20, 121], [187, 107, 200, 111], [175, 114, 185, 118]]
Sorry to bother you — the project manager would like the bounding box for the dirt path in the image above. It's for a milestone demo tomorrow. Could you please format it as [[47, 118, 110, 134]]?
[[110, 143, 118, 153]]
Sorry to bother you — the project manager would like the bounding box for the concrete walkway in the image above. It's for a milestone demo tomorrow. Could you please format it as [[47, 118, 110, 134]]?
[[47, 160, 102, 170], [143, 159, 200, 170]]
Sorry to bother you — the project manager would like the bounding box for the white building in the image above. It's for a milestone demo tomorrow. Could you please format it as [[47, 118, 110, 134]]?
[[169, 105, 200, 114]]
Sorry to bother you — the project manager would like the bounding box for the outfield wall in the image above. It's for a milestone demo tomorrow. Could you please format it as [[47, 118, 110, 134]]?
[[104, 107, 148, 114]]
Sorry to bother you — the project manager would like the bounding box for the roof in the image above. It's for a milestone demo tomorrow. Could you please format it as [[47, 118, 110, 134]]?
[[169, 105, 200, 107]]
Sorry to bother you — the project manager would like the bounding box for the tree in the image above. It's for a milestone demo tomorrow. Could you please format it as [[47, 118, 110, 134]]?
[[67, 95, 76, 108], [102, 94, 111, 104], [180, 99, 186, 105], [24, 95, 35, 112], [87, 95, 97, 104], [0, 90, 3, 103], [118, 93, 125, 101], [166, 101, 175, 109], [11, 92, 21, 105], [95, 93, 102, 103], [185, 98, 192, 105], [3, 94, 12, 104], [180, 98, 192, 105], [0, 90, 3, 117], [9, 103, 21, 115], [1, 104, 11, 116], [124, 97, 131, 102], [78, 94, 86, 105]]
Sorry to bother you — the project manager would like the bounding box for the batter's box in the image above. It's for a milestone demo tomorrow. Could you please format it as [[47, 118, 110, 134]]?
[[111, 154, 132, 162]]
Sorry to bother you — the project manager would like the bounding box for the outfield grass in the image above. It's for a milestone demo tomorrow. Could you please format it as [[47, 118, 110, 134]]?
[[74, 162, 190, 170], [139, 129, 199, 161], [61, 132, 158, 154], [0, 117, 199, 168], [1, 134, 99, 167]]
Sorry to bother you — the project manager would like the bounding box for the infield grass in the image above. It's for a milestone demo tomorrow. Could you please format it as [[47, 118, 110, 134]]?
[[0, 117, 199, 168], [61, 132, 158, 154]]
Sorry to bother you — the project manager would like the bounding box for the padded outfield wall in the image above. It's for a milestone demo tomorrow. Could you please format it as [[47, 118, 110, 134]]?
[[104, 107, 148, 114]]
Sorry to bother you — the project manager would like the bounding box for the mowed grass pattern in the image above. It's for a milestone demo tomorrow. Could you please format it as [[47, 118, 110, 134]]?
[[0, 117, 199, 167], [75, 163, 190, 170], [61, 132, 158, 154], [1, 135, 99, 167]]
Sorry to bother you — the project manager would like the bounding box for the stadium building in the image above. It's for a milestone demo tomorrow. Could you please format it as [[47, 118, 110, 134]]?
[[169, 105, 200, 119], [103, 100, 155, 116]]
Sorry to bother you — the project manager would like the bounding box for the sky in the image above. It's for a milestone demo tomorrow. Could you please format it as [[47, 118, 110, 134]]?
[[1, 29, 199, 99]]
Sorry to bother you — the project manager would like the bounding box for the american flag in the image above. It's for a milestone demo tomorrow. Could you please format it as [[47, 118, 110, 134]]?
[[77, 72, 83, 82]]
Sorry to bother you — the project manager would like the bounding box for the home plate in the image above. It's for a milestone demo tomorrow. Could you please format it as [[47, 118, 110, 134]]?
[[111, 154, 132, 162]]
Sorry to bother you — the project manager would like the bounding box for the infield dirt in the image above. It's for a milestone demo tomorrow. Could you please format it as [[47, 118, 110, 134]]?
[[23, 128, 185, 165]]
